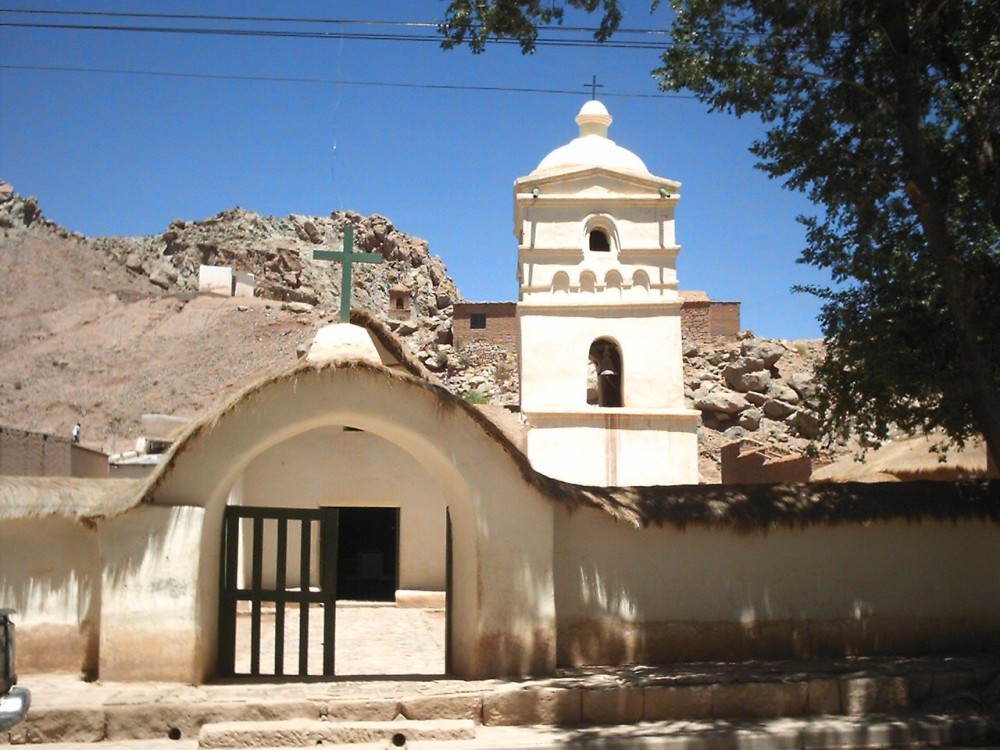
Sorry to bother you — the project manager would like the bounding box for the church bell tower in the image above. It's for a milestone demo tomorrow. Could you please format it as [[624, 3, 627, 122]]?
[[515, 100, 699, 486]]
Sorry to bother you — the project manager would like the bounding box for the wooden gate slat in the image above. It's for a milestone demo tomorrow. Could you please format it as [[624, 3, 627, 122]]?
[[298, 516, 311, 677], [274, 517, 288, 677], [321, 509, 338, 676]]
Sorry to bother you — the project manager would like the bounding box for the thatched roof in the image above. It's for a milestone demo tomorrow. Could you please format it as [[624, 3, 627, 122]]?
[[0, 476, 146, 524], [812, 433, 996, 483], [564, 478, 1000, 531]]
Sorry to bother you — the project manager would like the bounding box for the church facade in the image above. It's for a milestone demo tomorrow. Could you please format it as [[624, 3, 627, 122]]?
[[1, 102, 1000, 685]]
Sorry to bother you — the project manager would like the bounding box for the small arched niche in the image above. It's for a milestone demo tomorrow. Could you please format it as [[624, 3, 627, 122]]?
[[580, 271, 597, 295], [605, 270, 623, 299], [551, 271, 570, 295], [587, 338, 623, 407], [631, 270, 650, 298]]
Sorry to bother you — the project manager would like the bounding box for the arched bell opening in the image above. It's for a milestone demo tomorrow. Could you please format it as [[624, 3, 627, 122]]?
[[587, 338, 624, 407]]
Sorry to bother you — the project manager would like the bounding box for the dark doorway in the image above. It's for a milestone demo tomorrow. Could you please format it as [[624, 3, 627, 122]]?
[[336, 507, 399, 601]]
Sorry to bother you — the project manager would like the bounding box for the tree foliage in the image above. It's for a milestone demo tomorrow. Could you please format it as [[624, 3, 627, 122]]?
[[439, 0, 1000, 467], [439, 0, 623, 53]]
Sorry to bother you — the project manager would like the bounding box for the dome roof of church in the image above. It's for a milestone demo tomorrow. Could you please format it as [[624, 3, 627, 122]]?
[[532, 100, 650, 176]]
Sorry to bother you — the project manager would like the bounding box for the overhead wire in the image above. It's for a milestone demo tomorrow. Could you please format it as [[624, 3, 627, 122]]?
[[0, 7, 695, 100], [0, 64, 694, 99]]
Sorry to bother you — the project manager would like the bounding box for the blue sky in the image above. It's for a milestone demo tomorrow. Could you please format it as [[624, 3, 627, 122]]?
[[1, 1, 831, 339]]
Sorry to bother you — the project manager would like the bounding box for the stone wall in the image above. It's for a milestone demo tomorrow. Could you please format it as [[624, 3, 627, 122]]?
[[709, 302, 741, 339], [680, 295, 741, 343]]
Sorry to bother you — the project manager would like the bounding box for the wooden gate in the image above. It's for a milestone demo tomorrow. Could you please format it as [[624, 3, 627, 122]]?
[[218, 506, 338, 678]]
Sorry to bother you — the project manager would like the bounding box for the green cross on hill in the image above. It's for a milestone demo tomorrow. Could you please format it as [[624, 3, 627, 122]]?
[[313, 224, 384, 323]]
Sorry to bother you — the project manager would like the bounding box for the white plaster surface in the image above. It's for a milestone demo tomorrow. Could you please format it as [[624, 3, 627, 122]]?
[[555, 506, 1000, 627], [515, 100, 697, 487], [0, 517, 100, 672], [307, 324, 382, 366], [98, 505, 207, 681]]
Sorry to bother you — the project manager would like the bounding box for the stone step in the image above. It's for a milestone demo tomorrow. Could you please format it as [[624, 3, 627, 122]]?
[[197, 718, 476, 748]]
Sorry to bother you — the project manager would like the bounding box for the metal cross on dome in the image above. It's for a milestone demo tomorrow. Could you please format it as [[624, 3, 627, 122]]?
[[313, 224, 383, 323], [585, 75, 604, 100]]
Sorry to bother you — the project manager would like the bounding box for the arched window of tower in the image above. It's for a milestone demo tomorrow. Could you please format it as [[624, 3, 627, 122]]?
[[589, 228, 611, 252]]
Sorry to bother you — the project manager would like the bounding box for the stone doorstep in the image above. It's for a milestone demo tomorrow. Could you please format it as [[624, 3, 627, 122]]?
[[197, 718, 477, 748], [4, 666, 992, 744]]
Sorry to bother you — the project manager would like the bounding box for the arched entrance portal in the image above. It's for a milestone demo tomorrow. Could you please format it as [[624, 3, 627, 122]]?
[[145, 362, 556, 682], [217, 424, 452, 678]]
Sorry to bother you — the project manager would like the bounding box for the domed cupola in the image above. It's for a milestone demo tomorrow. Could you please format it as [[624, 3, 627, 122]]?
[[533, 100, 650, 176]]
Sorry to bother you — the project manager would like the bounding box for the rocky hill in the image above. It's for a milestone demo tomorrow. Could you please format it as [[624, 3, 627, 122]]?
[[0, 179, 835, 480], [0, 180, 458, 451]]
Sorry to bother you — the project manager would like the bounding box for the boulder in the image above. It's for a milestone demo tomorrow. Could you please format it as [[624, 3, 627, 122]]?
[[739, 407, 763, 431], [788, 372, 819, 403], [723, 357, 767, 392], [124, 252, 145, 273], [790, 410, 822, 439], [695, 386, 751, 415], [301, 220, 322, 244], [148, 262, 178, 290], [741, 339, 784, 368], [767, 381, 801, 405], [763, 399, 797, 420]]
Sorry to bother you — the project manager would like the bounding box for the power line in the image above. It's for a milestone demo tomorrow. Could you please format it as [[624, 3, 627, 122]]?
[[0, 8, 673, 38], [0, 64, 694, 99], [0, 20, 670, 50]]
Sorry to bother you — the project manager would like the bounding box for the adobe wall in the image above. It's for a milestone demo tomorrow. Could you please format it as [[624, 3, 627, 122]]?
[[554, 503, 1000, 666], [0, 426, 71, 476], [452, 302, 518, 348], [720, 442, 812, 484]]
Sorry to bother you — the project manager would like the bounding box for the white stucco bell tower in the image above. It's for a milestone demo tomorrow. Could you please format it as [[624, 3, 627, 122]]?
[[515, 100, 700, 486]]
